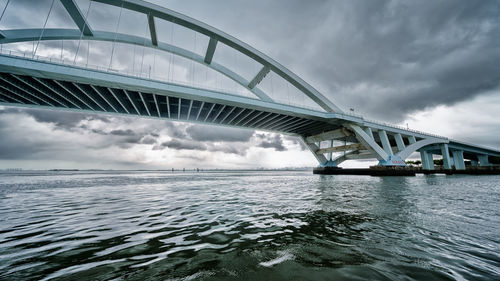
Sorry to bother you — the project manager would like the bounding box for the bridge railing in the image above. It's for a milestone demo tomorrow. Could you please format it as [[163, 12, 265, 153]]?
[[0, 47, 327, 113], [335, 110, 447, 140], [0, 48, 458, 141]]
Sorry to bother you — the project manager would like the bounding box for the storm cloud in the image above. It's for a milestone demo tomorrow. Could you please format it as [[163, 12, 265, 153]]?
[[0, 0, 499, 169]]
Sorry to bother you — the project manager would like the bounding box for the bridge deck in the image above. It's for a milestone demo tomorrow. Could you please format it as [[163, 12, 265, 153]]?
[[0, 54, 340, 137]]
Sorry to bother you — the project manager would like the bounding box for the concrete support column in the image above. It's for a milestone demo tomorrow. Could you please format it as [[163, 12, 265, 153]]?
[[421, 151, 434, 170], [452, 150, 465, 170], [394, 133, 406, 152], [408, 136, 417, 144], [378, 130, 393, 156], [440, 144, 452, 170], [328, 140, 334, 161], [477, 154, 490, 166], [364, 127, 374, 139]]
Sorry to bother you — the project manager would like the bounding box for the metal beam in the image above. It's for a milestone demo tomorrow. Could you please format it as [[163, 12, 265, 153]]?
[[4, 75, 57, 106], [185, 100, 193, 119], [195, 101, 204, 120], [203, 103, 216, 122], [378, 130, 393, 156], [247, 112, 272, 127], [234, 109, 255, 126], [305, 128, 352, 144], [0, 84, 37, 104], [316, 143, 364, 155], [153, 94, 161, 117], [212, 105, 226, 122], [108, 88, 130, 114], [273, 117, 307, 131], [252, 113, 279, 128], [0, 89, 27, 104], [31, 77, 75, 108], [60, 0, 94, 36], [177, 98, 182, 119], [140, 92, 151, 116], [124, 89, 140, 115], [90, 85, 118, 112], [53, 80, 96, 110], [166, 96, 171, 118], [364, 127, 374, 139], [147, 14, 158, 46], [301, 137, 328, 165], [227, 108, 246, 125], [248, 66, 270, 89], [219, 106, 236, 124], [241, 111, 264, 127], [281, 119, 315, 133], [394, 133, 406, 152], [266, 116, 298, 131], [260, 114, 288, 129], [204, 38, 217, 64], [348, 124, 388, 161], [73, 83, 107, 111]]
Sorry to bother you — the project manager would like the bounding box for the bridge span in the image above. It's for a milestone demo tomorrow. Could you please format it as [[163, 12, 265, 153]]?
[[0, 0, 498, 170]]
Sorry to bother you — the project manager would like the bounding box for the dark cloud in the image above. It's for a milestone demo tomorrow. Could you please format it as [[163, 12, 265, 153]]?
[[155, 139, 207, 151], [186, 125, 254, 142], [257, 134, 287, 151], [1, 0, 499, 168], [160, 0, 500, 121], [139, 135, 157, 145], [207, 144, 247, 156], [284, 136, 308, 151], [109, 129, 135, 136]]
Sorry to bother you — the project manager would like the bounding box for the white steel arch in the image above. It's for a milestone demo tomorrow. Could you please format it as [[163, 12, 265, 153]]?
[[0, 0, 343, 113]]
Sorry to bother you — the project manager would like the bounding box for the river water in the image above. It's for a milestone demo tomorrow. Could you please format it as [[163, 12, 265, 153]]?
[[0, 171, 499, 280]]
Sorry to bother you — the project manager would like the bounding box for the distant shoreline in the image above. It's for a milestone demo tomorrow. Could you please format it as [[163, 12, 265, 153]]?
[[1, 168, 313, 172]]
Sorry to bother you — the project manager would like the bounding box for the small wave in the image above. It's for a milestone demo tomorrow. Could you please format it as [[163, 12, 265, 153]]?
[[259, 250, 295, 267]]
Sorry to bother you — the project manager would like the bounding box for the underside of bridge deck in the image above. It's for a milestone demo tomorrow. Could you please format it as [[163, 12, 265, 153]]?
[[0, 71, 338, 137]]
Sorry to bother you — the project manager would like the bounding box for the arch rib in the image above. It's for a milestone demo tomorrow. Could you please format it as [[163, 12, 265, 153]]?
[[0, 29, 274, 103], [396, 138, 447, 160], [60, 0, 93, 36], [0, 0, 343, 112]]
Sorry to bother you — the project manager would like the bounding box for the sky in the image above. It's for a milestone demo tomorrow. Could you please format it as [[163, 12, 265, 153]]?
[[0, 0, 499, 170]]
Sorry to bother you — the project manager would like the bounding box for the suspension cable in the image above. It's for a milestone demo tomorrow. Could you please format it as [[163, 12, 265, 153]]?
[[151, 13, 156, 80], [167, 22, 173, 82], [0, 0, 10, 24], [33, 0, 55, 58], [109, 1, 124, 70], [73, 0, 92, 65]]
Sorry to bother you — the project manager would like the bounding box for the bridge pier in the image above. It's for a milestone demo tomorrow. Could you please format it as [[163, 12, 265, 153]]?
[[477, 154, 490, 166], [421, 150, 434, 170], [452, 150, 466, 170], [440, 144, 452, 170]]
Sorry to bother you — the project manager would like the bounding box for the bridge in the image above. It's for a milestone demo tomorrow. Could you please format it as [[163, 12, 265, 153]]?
[[0, 0, 498, 171]]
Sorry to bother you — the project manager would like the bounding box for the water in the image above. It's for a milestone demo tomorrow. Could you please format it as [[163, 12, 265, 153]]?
[[0, 171, 499, 280]]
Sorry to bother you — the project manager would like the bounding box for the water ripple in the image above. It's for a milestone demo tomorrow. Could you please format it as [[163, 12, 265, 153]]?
[[0, 171, 499, 280]]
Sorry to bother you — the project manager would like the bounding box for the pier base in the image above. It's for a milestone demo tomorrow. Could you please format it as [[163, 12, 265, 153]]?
[[313, 166, 500, 176], [313, 166, 416, 176]]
